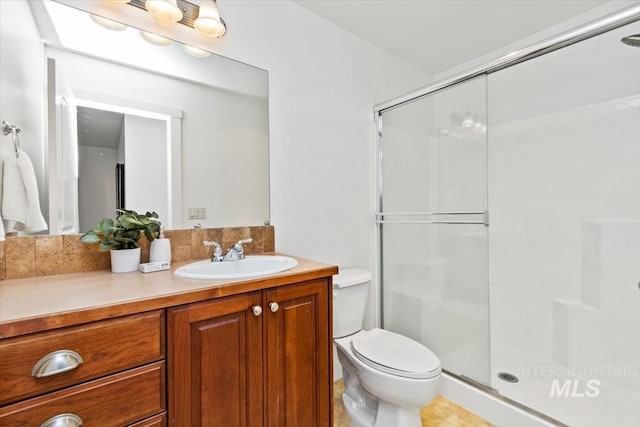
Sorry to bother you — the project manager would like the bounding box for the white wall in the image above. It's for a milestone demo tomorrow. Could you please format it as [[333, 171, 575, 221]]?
[[0, 0, 46, 231]]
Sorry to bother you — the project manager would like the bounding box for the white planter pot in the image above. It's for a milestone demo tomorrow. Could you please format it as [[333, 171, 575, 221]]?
[[110, 247, 141, 273]]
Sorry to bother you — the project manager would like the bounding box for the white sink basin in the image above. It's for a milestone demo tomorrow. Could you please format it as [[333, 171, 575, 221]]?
[[175, 255, 298, 280]]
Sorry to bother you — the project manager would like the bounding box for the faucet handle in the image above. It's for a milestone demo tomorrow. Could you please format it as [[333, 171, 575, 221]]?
[[203, 241, 223, 262], [224, 238, 253, 261], [233, 238, 253, 255]]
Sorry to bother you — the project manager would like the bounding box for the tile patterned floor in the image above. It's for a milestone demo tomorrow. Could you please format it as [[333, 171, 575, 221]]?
[[334, 380, 492, 427]]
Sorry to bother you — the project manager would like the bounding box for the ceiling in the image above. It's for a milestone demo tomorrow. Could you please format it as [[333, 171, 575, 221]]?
[[77, 106, 124, 149], [293, 0, 609, 75]]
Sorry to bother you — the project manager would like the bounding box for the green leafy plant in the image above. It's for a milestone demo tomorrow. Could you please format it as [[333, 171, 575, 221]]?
[[80, 209, 161, 250]]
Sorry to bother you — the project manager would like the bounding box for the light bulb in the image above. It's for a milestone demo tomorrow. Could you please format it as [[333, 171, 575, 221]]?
[[90, 14, 128, 31], [145, 0, 183, 23], [140, 30, 173, 46], [108, 0, 131, 3], [194, 0, 226, 38], [182, 44, 211, 58]]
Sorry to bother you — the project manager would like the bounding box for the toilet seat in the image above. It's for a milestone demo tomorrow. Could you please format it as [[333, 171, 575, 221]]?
[[351, 328, 441, 380]]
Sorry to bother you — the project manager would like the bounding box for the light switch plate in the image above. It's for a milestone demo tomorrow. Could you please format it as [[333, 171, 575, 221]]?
[[188, 207, 207, 220]]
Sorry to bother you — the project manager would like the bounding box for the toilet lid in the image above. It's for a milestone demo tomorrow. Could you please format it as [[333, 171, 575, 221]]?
[[351, 328, 441, 379]]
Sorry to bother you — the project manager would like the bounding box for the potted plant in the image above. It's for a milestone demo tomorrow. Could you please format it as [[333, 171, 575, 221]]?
[[80, 209, 161, 273]]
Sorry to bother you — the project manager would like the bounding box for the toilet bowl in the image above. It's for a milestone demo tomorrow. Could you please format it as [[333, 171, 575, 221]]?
[[333, 269, 441, 427]]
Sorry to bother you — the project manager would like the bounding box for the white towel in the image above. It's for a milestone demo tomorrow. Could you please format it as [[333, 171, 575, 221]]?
[[1, 149, 48, 233]]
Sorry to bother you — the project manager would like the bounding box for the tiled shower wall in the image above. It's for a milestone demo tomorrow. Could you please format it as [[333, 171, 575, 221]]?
[[0, 226, 274, 281]]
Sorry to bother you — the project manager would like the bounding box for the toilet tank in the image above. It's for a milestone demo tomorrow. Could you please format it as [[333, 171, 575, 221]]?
[[333, 268, 372, 338]]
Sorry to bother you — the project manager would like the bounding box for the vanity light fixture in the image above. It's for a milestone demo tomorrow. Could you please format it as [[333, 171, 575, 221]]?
[[181, 44, 211, 57], [98, 0, 225, 56], [194, 0, 226, 38], [127, 0, 228, 39], [140, 30, 173, 46], [145, 0, 183, 23], [90, 14, 128, 31], [129, 0, 227, 38]]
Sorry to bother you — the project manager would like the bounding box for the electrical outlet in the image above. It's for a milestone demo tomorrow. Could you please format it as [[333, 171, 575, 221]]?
[[188, 207, 207, 220]]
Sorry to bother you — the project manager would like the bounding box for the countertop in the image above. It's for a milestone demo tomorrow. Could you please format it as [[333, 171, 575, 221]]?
[[0, 254, 338, 339]]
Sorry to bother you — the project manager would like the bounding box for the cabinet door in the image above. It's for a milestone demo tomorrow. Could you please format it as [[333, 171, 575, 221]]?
[[168, 292, 263, 427], [265, 279, 331, 427]]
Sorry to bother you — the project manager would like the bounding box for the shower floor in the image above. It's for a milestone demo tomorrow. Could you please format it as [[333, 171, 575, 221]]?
[[333, 380, 492, 426]]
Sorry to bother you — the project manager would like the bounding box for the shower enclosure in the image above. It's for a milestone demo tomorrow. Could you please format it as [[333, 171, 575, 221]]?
[[376, 8, 640, 427]]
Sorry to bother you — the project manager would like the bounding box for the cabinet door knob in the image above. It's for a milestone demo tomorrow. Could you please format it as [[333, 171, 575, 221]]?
[[40, 413, 83, 427], [269, 302, 279, 313], [252, 305, 263, 316], [32, 350, 83, 378]]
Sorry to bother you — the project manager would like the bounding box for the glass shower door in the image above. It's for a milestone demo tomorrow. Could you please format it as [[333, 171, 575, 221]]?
[[378, 76, 490, 386], [487, 20, 640, 427]]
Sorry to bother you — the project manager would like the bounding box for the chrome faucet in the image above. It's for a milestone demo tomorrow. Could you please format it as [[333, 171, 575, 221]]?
[[223, 238, 253, 261], [203, 241, 223, 262]]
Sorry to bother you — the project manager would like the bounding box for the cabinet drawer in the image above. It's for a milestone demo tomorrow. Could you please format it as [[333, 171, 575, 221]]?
[[0, 361, 165, 427], [0, 310, 164, 405], [128, 412, 166, 427]]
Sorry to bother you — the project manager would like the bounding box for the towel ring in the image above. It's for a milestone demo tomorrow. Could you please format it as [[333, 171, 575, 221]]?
[[2, 120, 21, 159]]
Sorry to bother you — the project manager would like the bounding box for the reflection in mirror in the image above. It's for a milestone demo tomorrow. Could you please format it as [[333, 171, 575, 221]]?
[[75, 106, 170, 234], [0, 0, 270, 238], [76, 106, 126, 233]]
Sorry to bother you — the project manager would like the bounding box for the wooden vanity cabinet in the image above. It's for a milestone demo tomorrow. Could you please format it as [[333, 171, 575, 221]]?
[[168, 278, 332, 427], [0, 257, 336, 426]]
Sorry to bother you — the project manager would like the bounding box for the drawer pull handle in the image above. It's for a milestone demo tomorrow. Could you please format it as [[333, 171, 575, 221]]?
[[252, 305, 263, 316], [32, 350, 83, 378], [269, 302, 279, 313], [40, 413, 83, 427]]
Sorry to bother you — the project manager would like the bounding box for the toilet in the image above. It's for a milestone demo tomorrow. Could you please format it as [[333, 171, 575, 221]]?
[[333, 268, 441, 427]]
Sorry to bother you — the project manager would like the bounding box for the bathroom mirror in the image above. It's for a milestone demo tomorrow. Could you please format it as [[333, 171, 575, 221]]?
[[0, 0, 269, 236]]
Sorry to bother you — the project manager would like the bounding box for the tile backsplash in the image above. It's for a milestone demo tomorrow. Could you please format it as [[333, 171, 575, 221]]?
[[0, 226, 274, 281]]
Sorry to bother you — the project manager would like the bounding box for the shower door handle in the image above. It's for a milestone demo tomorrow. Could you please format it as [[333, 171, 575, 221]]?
[[376, 210, 489, 226]]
